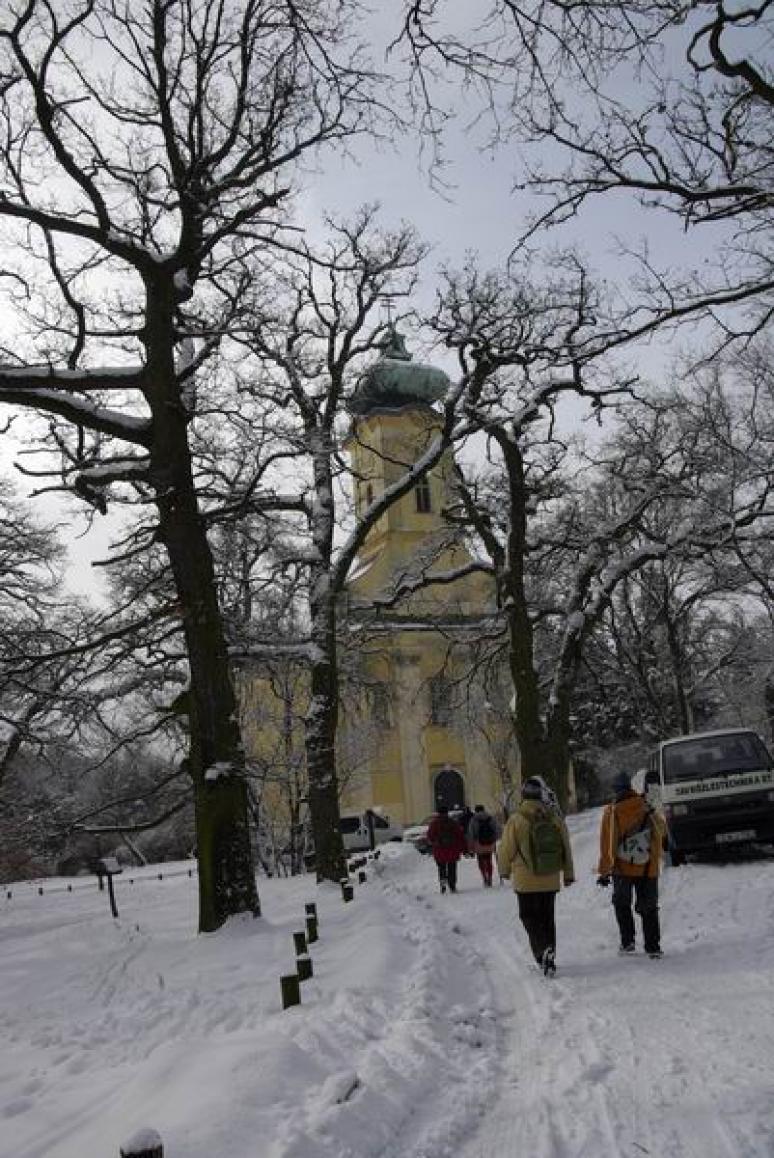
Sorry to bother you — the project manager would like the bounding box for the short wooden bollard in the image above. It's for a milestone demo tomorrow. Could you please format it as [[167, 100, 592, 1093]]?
[[341, 882, 354, 903], [305, 915, 318, 944], [293, 930, 307, 955], [120, 1126, 164, 1157], [296, 953, 313, 981], [305, 901, 317, 920], [358, 870, 367, 884], [281, 973, 301, 1009]]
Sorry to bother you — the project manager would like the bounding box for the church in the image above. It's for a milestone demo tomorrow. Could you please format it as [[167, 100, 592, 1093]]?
[[240, 329, 519, 835]]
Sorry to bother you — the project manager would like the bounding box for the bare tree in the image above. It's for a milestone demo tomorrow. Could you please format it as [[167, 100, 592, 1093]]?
[[233, 208, 473, 880], [0, 476, 108, 789], [398, 0, 774, 347], [0, 0, 384, 930], [370, 260, 774, 805]]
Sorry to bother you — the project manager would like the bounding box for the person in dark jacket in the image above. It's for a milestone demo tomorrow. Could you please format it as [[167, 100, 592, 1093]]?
[[457, 806, 474, 851], [467, 804, 498, 886], [427, 805, 468, 894], [597, 771, 667, 958]]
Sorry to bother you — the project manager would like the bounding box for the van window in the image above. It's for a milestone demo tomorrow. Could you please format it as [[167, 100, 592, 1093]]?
[[662, 732, 771, 784], [339, 817, 361, 834]]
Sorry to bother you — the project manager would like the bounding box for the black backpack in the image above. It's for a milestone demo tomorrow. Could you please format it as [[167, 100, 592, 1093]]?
[[477, 815, 496, 844]]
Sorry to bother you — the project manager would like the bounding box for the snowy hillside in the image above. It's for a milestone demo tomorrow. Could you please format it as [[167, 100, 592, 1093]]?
[[2, 809, 774, 1158]]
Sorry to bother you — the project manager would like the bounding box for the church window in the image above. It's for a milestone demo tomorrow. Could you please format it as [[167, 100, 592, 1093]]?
[[415, 475, 432, 513], [430, 675, 452, 725], [366, 483, 374, 506], [370, 684, 390, 728]]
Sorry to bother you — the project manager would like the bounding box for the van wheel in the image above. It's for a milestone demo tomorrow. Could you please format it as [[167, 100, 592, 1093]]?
[[669, 850, 686, 867]]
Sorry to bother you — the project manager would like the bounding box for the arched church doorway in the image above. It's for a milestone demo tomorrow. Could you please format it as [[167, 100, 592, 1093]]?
[[433, 766, 465, 811]]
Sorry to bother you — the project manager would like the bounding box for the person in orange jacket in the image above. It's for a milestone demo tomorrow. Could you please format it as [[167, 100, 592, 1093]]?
[[597, 771, 667, 958]]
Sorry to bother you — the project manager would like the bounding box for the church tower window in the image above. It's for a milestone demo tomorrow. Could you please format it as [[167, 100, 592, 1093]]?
[[415, 475, 432, 514], [430, 675, 452, 725]]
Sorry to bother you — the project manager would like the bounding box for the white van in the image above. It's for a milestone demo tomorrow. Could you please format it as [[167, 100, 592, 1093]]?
[[302, 809, 403, 864], [338, 810, 403, 854], [643, 728, 774, 861]]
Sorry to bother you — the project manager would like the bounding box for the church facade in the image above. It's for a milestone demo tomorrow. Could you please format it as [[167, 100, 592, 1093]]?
[[240, 330, 519, 836]]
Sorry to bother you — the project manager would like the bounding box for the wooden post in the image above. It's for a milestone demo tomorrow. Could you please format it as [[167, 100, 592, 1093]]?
[[305, 915, 318, 944], [107, 874, 119, 919], [293, 930, 307, 955], [305, 901, 317, 920], [358, 870, 367, 885], [296, 953, 313, 981], [120, 1126, 163, 1157], [341, 882, 354, 903], [281, 973, 301, 1009]]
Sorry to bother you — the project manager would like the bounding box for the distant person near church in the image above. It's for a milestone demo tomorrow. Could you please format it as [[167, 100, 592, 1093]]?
[[467, 804, 498, 886], [427, 805, 468, 894], [596, 771, 667, 959], [497, 777, 575, 976], [457, 805, 474, 852]]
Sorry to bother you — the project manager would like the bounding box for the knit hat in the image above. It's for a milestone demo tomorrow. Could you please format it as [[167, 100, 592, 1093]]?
[[612, 771, 632, 793], [521, 777, 544, 801]]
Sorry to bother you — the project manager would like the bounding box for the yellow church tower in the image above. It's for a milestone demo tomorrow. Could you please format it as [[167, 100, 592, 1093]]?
[[340, 329, 518, 825]]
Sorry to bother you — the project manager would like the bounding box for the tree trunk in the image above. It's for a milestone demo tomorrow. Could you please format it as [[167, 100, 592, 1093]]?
[[305, 438, 346, 884], [305, 592, 346, 884], [146, 285, 259, 932]]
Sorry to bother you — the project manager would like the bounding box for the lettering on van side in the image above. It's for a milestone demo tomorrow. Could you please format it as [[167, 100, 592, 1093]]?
[[671, 770, 774, 798]]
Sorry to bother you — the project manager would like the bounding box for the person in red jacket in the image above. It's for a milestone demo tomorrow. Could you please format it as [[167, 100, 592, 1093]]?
[[427, 805, 468, 894]]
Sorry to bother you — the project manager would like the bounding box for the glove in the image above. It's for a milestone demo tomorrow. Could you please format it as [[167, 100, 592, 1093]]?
[[596, 875, 611, 888]]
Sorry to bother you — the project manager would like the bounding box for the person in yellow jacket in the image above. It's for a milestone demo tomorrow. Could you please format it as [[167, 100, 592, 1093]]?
[[597, 771, 668, 958], [497, 777, 575, 977]]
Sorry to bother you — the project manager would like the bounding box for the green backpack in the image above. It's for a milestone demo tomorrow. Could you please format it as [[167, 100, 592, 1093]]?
[[525, 812, 564, 874]]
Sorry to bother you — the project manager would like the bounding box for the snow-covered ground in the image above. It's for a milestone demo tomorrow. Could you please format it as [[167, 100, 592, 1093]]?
[[2, 809, 774, 1158]]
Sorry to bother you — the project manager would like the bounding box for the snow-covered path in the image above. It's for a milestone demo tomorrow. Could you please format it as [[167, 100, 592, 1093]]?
[[455, 808, 774, 1158], [2, 810, 774, 1158]]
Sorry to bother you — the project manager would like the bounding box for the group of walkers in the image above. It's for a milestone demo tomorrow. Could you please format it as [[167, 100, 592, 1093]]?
[[426, 770, 666, 977], [426, 804, 499, 893]]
